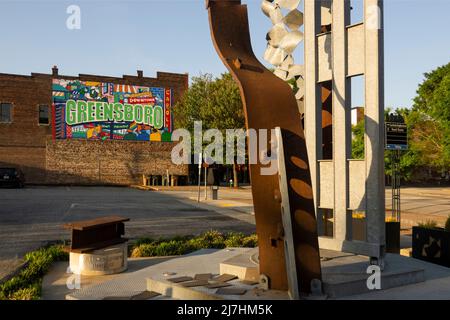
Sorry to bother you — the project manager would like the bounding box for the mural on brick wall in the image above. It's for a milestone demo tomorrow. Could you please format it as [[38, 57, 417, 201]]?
[[52, 79, 173, 141]]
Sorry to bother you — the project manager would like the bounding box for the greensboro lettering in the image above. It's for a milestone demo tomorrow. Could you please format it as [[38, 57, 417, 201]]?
[[65, 99, 164, 129]]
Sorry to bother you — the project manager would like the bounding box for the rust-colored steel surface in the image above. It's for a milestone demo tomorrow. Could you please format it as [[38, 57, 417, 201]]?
[[206, 0, 321, 293], [64, 216, 129, 253]]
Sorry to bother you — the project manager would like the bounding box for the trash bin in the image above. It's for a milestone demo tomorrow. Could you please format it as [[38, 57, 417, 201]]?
[[211, 185, 219, 200]]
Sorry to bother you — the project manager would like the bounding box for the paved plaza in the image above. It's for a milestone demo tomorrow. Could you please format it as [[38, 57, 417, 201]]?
[[0, 185, 449, 275], [0, 186, 256, 262]]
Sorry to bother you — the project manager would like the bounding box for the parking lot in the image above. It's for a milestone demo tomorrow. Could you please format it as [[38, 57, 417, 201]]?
[[0, 186, 256, 260], [1, 184, 449, 263]]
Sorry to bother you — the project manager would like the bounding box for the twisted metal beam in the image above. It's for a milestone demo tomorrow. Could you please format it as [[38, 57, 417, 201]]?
[[262, 0, 304, 101], [206, 0, 321, 296]]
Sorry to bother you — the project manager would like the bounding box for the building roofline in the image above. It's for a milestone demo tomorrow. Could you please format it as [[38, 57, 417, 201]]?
[[0, 69, 189, 82]]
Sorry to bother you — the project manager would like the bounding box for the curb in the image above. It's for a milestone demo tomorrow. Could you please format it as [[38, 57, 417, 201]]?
[[0, 260, 29, 285], [129, 185, 159, 191]]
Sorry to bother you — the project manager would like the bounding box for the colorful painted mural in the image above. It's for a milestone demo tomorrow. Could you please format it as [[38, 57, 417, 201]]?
[[52, 79, 173, 142]]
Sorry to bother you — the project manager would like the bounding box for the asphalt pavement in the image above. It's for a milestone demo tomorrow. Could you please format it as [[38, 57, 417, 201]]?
[[1, 185, 449, 265], [0, 186, 256, 261]]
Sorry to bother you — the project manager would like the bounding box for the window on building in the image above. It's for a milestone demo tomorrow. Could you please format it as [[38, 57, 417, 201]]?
[[0, 103, 12, 123], [39, 105, 49, 125]]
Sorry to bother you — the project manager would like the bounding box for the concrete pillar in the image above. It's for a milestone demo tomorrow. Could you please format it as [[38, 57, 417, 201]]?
[[304, 0, 323, 233], [331, 0, 352, 242], [304, 0, 385, 258], [364, 0, 386, 257]]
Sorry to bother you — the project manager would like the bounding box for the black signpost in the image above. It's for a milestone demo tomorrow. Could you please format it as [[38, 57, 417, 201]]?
[[385, 121, 408, 151], [385, 114, 408, 253]]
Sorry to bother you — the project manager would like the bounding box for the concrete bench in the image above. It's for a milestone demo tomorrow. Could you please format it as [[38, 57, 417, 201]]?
[[64, 215, 129, 254], [64, 216, 130, 275]]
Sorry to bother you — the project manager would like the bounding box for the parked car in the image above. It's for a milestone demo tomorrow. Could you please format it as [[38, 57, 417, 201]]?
[[0, 168, 25, 188]]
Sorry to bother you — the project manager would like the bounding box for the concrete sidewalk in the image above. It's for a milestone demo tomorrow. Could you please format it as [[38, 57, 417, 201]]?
[[386, 187, 450, 229], [174, 186, 450, 229], [158, 186, 450, 225], [42, 249, 450, 300], [41, 257, 174, 300], [188, 197, 255, 215], [3, 185, 449, 289], [0, 258, 25, 283]]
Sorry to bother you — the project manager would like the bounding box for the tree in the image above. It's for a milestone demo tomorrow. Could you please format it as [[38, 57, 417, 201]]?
[[411, 62, 450, 171], [351, 119, 365, 160], [351, 107, 420, 181], [351, 62, 450, 182], [173, 73, 245, 187]]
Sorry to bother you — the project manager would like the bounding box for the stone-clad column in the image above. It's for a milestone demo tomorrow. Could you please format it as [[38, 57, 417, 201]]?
[[332, 0, 351, 242], [364, 0, 386, 258], [304, 0, 322, 231]]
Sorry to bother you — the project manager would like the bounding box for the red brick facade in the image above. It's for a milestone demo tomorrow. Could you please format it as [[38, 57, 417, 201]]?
[[0, 68, 189, 185]]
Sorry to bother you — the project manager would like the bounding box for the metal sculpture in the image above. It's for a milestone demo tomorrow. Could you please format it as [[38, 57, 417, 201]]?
[[206, 0, 321, 296], [262, 0, 304, 102]]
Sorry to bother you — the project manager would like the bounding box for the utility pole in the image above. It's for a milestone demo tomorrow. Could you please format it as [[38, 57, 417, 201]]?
[[197, 153, 202, 202], [391, 150, 401, 222], [204, 166, 208, 200]]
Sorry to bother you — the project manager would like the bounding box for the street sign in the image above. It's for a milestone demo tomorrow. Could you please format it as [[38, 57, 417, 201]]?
[[385, 122, 408, 150]]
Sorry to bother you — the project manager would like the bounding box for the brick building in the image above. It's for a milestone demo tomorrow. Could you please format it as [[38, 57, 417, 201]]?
[[0, 67, 189, 185]]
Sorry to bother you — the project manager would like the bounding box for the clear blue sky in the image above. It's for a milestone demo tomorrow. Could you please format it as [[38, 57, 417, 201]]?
[[0, 0, 448, 109]]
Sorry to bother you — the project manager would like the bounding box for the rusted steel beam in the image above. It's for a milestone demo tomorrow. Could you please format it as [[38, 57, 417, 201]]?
[[64, 216, 129, 253], [206, 0, 322, 294]]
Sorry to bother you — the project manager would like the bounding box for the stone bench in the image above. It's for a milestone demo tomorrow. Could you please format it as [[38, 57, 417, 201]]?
[[64, 216, 129, 275]]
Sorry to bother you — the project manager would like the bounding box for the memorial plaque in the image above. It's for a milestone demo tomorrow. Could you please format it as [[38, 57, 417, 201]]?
[[213, 274, 237, 282], [82, 255, 106, 272], [216, 288, 247, 295], [194, 273, 213, 281], [167, 276, 193, 283], [180, 280, 209, 288], [131, 291, 161, 300], [106, 252, 125, 270], [205, 282, 232, 289]]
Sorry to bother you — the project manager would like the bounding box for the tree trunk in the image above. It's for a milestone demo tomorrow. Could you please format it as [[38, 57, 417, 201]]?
[[233, 163, 239, 188]]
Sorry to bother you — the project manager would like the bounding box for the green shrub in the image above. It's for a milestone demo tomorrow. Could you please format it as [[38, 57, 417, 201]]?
[[196, 230, 226, 248], [133, 237, 155, 246], [418, 220, 439, 229], [131, 240, 197, 257], [224, 232, 246, 247], [242, 234, 258, 247], [131, 230, 258, 258], [0, 245, 68, 300], [153, 241, 187, 256], [8, 282, 41, 300], [131, 243, 153, 258], [445, 215, 450, 232]]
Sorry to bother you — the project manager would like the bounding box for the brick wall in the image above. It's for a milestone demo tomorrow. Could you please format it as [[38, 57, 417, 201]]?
[[45, 139, 187, 185], [0, 69, 189, 185]]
